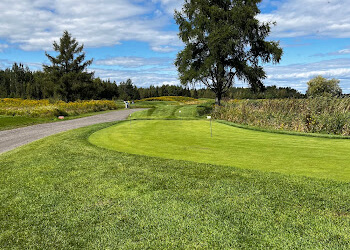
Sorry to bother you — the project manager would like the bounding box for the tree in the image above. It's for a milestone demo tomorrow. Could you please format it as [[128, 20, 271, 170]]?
[[175, 0, 283, 105], [306, 76, 342, 97], [119, 79, 139, 100], [44, 30, 93, 101]]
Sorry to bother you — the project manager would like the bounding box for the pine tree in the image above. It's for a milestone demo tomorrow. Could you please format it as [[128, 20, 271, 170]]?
[[44, 31, 93, 101]]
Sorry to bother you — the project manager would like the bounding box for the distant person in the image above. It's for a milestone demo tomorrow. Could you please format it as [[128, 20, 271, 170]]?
[[124, 101, 129, 109]]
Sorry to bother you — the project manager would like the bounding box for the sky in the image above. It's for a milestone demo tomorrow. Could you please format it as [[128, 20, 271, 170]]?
[[0, 0, 349, 93]]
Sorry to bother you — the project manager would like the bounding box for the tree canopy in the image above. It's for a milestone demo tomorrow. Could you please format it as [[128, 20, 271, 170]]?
[[306, 76, 342, 97], [175, 0, 283, 105]]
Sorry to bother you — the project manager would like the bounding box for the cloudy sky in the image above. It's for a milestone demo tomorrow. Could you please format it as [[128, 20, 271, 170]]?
[[0, 0, 349, 93]]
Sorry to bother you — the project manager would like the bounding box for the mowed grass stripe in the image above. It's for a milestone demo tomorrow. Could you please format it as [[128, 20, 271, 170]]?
[[89, 120, 350, 181], [130, 105, 200, 120]]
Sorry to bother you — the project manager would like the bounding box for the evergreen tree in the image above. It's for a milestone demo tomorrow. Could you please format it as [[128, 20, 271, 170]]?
[[119, 79, 139, 100], [44, 30, 94, 101]]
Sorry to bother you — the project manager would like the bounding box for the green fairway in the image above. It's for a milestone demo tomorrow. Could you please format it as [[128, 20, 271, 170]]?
[[1, 122, 349, 248], [89, 120, 350, 181], [130, 104, 200, 119]]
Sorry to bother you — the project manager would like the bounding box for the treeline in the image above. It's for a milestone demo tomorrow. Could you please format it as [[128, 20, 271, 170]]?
[[0, 63, 119, 100], [226, 86, 304, 99], [0, 63, 304, 101]]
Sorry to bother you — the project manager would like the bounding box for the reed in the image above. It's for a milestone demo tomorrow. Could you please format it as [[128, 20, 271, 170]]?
[[213, 97, 350, 135]]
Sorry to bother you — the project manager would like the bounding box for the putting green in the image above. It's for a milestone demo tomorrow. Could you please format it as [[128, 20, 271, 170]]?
[[89, 120, 350, 181]]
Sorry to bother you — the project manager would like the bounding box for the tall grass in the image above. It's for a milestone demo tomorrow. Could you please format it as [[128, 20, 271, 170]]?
[[213, 97, 350, 136], [0, 98, 122, 117]]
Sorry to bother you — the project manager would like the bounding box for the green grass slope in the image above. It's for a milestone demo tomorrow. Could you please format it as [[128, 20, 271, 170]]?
[[1, 123, 349, 248], [89, 120, 350, 182], [131, 104, 200, 119]]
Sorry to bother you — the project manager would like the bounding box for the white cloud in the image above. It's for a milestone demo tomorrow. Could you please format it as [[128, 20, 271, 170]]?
[[337, 49, 350, 55], [0, 44, 8, 52], [259, 0, 350, 38], [313, 48, 350, 57], [151, 45, 178, 53], [0, 0, 181, 52], [269, 68, 350, 80], [93, 57, 350, 93], [93, 67, 179, 87], [264, 58, 350, 92], [152, 0, 183, 15], [95, 56, 172, 68], [0, 59, 11, 69]]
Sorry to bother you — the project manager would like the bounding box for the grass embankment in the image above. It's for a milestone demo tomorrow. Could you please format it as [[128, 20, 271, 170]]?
[[131, 105, 200, 119], [213, 97, 350, 135], [131, 97, 212, 120], [89, 120, 350, 182], [136, 96, 199, 103], [1, 123, 349, 248]]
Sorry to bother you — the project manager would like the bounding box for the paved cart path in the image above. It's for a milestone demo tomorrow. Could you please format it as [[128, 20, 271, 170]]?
[[0, 109, 144, 154]]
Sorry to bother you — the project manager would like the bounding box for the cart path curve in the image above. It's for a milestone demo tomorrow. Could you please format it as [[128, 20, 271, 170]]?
[[0, 109, 144, 154]]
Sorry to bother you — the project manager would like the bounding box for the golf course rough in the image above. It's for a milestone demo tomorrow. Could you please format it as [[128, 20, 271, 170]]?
[[89, 120, 350, 182]]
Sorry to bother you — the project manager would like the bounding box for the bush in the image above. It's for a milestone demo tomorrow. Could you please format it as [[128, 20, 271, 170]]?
[[53, 108, 69, 117], [197, 101, 214, 116]]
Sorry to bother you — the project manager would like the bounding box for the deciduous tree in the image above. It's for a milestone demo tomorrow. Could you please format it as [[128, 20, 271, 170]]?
[[175, 0, 283, 105], [306, 76, 342, 97]]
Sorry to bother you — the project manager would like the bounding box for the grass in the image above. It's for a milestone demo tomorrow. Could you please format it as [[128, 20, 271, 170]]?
[[0, 98, 208, 130], [218, 120, 350, 139], [137, 96, 199, 103], [0, 98, 126, 131], [89, 120, 350, 182], [130, 104, 201, 119], [1, 123, 350, 248], [129, 100, 177, 107], [1, 98, 121, 117], [213, 98, 350, 135], [2, 100, 350, 248], [0, 115, 54, 130]]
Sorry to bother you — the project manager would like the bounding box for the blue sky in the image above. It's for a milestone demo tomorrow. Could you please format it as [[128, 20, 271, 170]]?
[[0, 0, 349, 93]]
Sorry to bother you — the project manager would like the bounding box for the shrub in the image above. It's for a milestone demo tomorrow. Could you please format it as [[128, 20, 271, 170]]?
[[197, 101, 214, 116]]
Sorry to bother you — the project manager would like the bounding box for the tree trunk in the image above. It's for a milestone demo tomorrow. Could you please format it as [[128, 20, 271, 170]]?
[[215, 92, 222, 106]]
